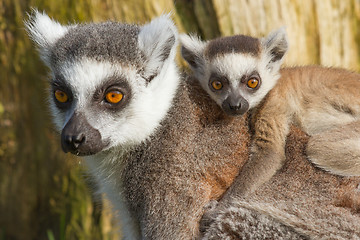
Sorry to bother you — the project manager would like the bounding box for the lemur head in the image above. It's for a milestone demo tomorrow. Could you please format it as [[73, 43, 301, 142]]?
[[25, 10, 179, 156], [181, 28, 288, 116]]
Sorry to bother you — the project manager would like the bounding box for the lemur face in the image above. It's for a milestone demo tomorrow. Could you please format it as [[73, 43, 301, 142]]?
[[49, 59, 144, 156], [181, 28, 288, 115], [204, 50, 263, 116], [26, 10, 178, 156]]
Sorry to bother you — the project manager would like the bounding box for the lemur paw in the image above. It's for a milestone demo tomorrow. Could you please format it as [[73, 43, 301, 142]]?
[[199, 200, 219, 234]]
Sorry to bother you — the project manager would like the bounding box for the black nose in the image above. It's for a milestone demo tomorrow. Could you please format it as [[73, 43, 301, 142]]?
[[229, 103, 241, 111], [60, 112, 109, 156], [62, 133, 85, 152], [222, 95, 249, 116]]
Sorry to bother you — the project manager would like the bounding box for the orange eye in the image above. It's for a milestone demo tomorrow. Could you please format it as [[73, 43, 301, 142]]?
[[211, 80, 223, 90], [54, 90, 69, 103], [247, 78, 259, 89], [105, 90, 123, 104]]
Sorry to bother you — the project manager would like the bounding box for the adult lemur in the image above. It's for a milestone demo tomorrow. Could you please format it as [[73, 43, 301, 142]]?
[[25, 10, 360, 240], [27, 10, 306, 240], [181, 28, 360, 207]]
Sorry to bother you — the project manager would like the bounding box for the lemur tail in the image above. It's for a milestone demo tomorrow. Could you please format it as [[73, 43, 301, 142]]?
[[306, 120, 360, 176]]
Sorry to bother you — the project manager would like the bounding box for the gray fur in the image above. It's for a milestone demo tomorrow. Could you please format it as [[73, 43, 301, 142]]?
[[28, 13, 305, 239], [202, 204, 309, 240], [27, 11, 360, 240], [26, 10, 254, 239], [119, 79, 251, 239], [205, 35, 260, 59], [51, 22, 143, 68]]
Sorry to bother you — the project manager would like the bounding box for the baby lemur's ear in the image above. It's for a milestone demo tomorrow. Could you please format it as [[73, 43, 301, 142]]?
[[138, 14, 178, 81], [261, 27, 288, 69], [25, 9, 71, 66], [180, 34, 206, 75]]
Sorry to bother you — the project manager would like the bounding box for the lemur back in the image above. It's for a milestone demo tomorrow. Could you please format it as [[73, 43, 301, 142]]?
[[267, 66, 360, 176], [181, 29, 360, 208]]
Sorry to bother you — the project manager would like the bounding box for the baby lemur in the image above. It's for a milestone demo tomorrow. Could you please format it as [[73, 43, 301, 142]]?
[[181, 28, 360, 205]]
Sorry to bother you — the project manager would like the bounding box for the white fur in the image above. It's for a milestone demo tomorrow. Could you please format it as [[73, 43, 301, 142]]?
[[25, 9, 73, 65], [138, 14, 178, 79], [85, 149, 141, 240], [180, 34, 206, 55], [180, 34, 207, 70]]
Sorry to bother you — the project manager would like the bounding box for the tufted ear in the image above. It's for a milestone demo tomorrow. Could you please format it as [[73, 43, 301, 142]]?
[[261, 27, 288, 70], [138, 14, 178, 82], [180, 34, 207, 76], [25, 9, 71, 66]]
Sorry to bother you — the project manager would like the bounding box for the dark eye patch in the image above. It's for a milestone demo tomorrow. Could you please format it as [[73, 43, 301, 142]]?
[[208, 72, 229, 93], [51, 77, 73, 110], [93, 75, 132, 112], [240, 71, 261, 91]]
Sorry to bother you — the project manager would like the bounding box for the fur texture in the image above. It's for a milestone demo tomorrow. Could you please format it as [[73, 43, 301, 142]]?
[[204, 128, 360, 239], [26, 10, 252, 239], [182, 30, 360, 239], [181, 30, 360, 200], [27, 11, 360, 240], [260, 66, 360, 177]]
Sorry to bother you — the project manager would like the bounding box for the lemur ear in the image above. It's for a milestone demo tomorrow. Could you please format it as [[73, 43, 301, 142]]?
[[261, 27, 288, 67], [138, 14, 178, 81], [25, 9, 70, 66], [180, 34, 206, 74]]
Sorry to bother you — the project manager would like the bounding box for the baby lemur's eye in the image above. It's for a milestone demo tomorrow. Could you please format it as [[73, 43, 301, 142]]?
[[247, 78, 259, 89], [211, 80, 223, 90], [105, 90, 124, 104], [54, 90, 69, 103]]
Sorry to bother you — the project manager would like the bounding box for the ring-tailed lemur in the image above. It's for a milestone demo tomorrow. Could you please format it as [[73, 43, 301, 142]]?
[[26, 9, 294, 239], [181, 28, 360, 207]]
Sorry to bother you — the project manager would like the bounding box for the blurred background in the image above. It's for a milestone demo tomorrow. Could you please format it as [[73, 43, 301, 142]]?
[[1, 0, 360, 239]]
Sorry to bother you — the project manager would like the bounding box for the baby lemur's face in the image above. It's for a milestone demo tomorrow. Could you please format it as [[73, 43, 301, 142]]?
[[26, 11, 178, 156], [181, 28, 288, 116]]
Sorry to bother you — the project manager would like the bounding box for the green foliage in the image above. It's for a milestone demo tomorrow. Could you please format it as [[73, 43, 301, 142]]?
[[46, 230, 55, 240]]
